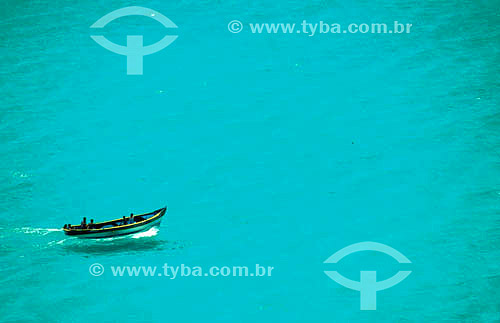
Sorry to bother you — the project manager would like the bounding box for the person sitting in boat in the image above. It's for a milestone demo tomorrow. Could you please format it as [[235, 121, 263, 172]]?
[[129, 213, 134, 224], [81, 217, 87, 229], [88, 219, 94, 229], [122, 216, 127, 225]]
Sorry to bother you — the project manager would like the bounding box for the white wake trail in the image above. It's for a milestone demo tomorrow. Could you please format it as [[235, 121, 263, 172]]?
[[132, 227, 159, 239]]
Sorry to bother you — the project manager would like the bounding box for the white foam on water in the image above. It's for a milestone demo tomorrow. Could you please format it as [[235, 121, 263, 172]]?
[[98, 235, 129, 242], [16, 227, 63, 235], [47, 239, 67, 246], [132, 227, 159, 239], [12, 171, 30, 179]]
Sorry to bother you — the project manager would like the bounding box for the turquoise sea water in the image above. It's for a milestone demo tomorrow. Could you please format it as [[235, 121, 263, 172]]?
[[1, 1, 499, 322]]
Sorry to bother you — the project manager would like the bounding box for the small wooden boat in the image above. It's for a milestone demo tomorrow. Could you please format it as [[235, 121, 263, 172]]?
[[63, 207, 167, 239]]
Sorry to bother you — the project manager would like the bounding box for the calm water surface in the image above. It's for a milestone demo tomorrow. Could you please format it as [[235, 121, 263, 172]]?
[[1, 0, 499, 322]]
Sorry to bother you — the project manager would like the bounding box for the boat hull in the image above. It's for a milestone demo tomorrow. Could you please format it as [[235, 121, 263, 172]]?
[[63, 207, 166, 239]]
